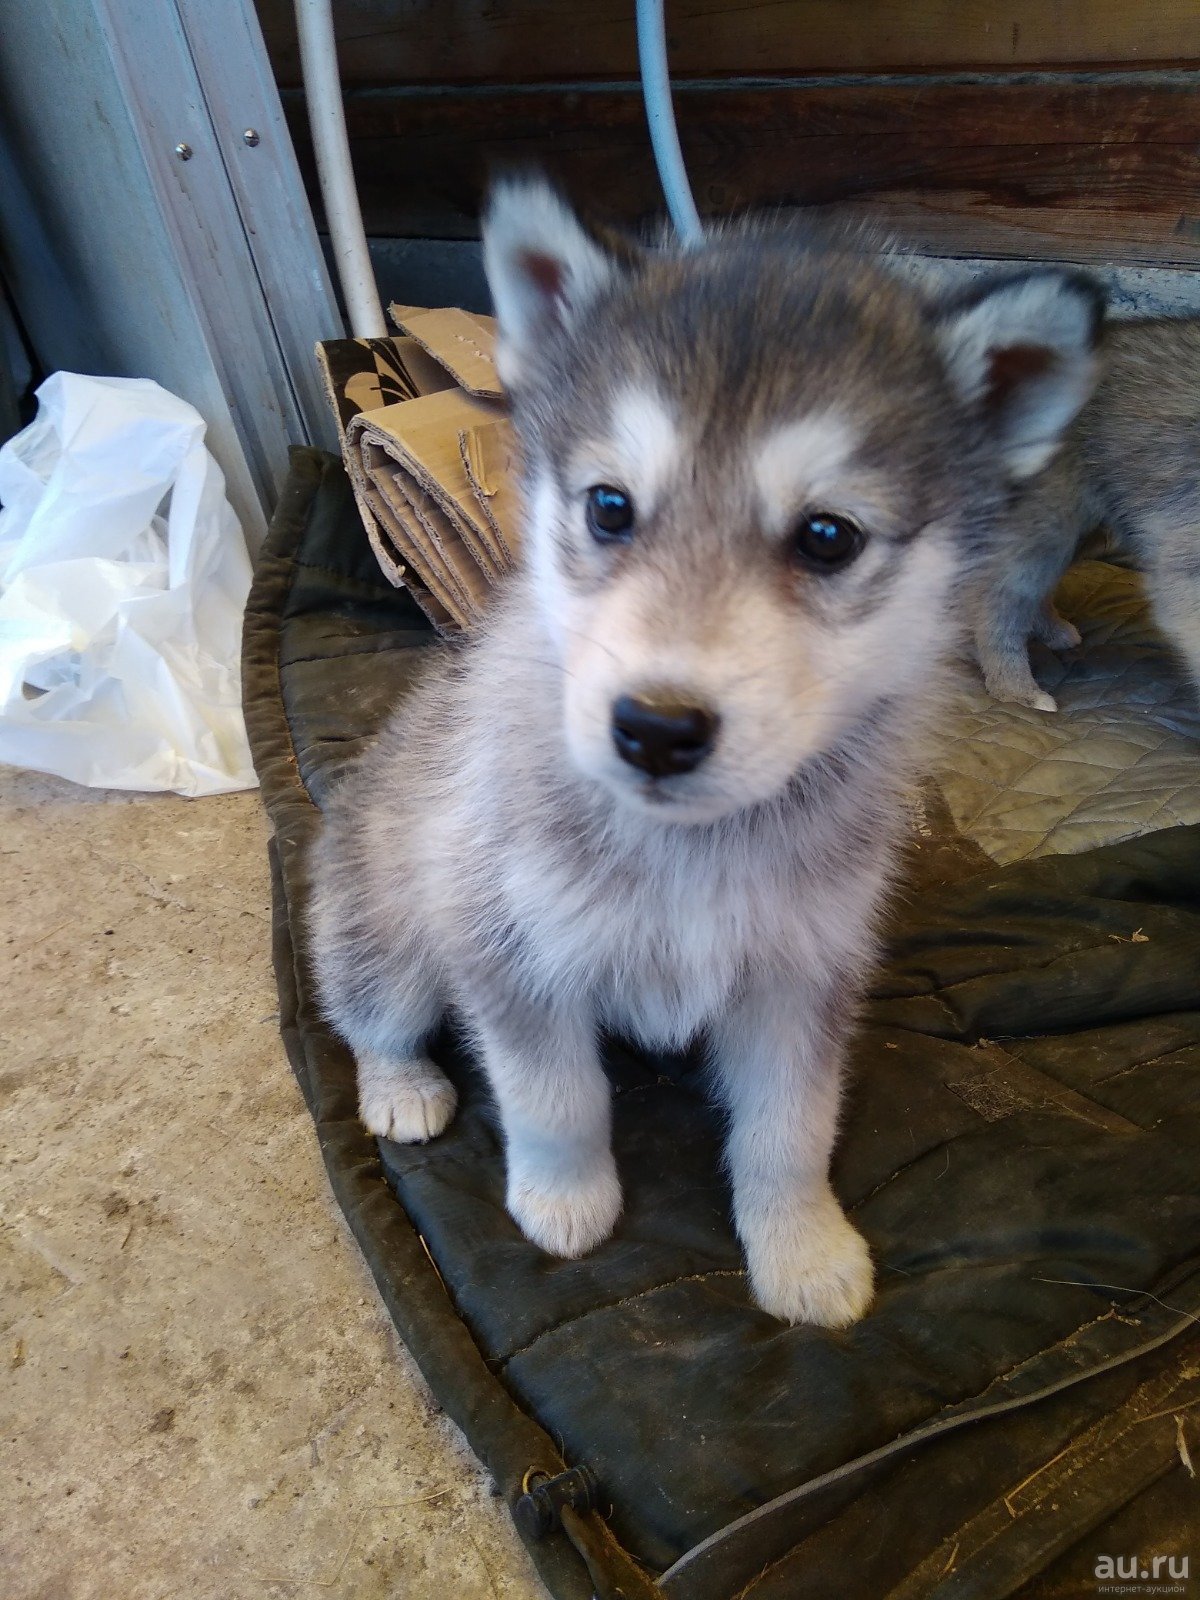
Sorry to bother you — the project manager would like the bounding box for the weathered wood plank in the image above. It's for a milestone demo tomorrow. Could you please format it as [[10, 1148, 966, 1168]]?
[[256, 0, 1200, 87], [281, 77, 1200, 267]]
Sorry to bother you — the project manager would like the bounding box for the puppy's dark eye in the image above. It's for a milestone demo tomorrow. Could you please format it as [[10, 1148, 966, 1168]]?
[[586, 485, 635, 543], [791, 511, 864, 571]]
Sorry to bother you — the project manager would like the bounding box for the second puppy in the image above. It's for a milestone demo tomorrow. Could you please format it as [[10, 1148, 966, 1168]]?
[[975, 298, 1200, 713]]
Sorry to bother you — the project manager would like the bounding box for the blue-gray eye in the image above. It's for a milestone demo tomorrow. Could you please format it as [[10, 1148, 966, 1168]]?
[[586, 485, 635, 543], [792, 511, 863, 570]]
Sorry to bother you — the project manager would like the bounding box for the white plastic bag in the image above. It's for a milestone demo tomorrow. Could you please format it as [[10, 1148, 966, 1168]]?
[[0, 373, 256, 795]]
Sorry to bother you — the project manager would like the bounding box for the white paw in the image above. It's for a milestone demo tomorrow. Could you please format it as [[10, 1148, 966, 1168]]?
[[1019, 686, 1059, 714], [359, 1069, 457, 1144], [507, 1157, 622, 1259], [744, 1195, 874, 1328], [988, 680, 1058, 714]]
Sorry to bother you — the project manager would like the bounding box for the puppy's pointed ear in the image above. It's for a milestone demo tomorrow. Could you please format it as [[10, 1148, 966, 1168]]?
[[483, 178, 624, 388], [936, 270, 1104, 479]]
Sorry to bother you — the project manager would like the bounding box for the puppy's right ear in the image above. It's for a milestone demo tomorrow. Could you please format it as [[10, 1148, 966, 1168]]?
[[483, 177, 623, 388]]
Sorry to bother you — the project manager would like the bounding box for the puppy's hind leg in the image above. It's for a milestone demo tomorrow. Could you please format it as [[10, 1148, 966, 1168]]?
[[345, 953, 456, 1144], [355, 1020, 458, 1146], [1031, 596, 1082, 653], [310, 881, 456, 1143]]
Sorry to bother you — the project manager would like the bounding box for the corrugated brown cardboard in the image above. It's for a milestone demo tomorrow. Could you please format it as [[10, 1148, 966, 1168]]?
[[387, 306, 504, 400], [316, 310, 519, 634], [461, 420, 520, 567]]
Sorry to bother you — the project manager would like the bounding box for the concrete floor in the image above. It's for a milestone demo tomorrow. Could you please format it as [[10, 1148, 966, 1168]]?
[[1, 766, 548, 1600]]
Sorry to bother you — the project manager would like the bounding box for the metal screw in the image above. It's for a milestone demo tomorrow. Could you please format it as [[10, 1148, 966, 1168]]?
[[174, 142, 193, 161], [242, 128, 260, 147]]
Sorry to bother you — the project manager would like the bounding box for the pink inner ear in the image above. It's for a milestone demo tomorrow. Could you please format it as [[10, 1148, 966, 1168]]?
[[520, 249, 566, 307], [985, 342, 1056, 409]]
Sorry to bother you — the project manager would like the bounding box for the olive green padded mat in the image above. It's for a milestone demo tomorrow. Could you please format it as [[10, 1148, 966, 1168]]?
[[243, 450, 1200, 1600]]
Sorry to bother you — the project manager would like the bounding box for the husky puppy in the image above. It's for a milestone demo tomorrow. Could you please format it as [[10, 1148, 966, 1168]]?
[[974, 309, 1200, 712], [310, 180, 1099, 1325]]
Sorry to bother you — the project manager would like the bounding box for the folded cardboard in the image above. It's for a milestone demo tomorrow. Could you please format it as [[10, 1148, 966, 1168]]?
[[388, 305, 505, 400], [316, 308, 520, 634]]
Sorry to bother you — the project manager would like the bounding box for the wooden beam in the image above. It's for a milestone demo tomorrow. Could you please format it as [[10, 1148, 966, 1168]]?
[[256, 0, 1200, 87], [281, 76, 1200, 268]]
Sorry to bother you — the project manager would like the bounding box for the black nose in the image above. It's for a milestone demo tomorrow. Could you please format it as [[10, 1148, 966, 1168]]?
[[611, 693, 719, 778]]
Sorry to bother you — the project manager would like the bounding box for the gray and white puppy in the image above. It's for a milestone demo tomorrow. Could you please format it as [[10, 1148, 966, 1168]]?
[[974, 305, 1200, 712], [310, 180, 1098, 1326]]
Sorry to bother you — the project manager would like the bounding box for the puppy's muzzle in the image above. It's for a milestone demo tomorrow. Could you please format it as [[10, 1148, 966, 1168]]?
[[611, 692, 719, 778]]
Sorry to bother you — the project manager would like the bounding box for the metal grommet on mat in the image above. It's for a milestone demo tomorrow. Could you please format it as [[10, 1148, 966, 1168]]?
[[515, 1465, 600, 1540]]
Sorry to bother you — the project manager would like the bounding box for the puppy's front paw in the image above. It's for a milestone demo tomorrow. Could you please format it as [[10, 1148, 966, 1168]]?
[[744, 1193, 874, 1328], [358, 1061, 458, 1144], [1024, 687, 1059, 714], [507, 1156, 622, 1259], [984, 674, 1058, 714]]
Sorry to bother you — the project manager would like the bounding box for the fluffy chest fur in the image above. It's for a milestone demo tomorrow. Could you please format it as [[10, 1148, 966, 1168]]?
[[422, 622, 902, 1050], [491, 817, 769, 1046]]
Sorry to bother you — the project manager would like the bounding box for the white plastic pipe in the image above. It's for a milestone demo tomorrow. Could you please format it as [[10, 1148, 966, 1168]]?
[[636, 0, 703, 244], [294, 0, 386, 336]]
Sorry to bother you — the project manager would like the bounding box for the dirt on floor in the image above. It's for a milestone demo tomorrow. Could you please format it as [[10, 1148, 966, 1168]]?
[[0, 765, 547, 1600]]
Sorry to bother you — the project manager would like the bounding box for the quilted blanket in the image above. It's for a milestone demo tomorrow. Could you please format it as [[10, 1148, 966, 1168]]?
[[937, 560, 1200, 863]]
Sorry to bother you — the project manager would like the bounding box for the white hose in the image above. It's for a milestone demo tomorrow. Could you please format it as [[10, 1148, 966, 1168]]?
[[294, 0, 386, 336], [636, 0, 703, 243]]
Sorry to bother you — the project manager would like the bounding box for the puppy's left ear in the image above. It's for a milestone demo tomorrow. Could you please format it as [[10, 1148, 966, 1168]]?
[[483, 176, 631, 388], [936, 270, 1104, 479]]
